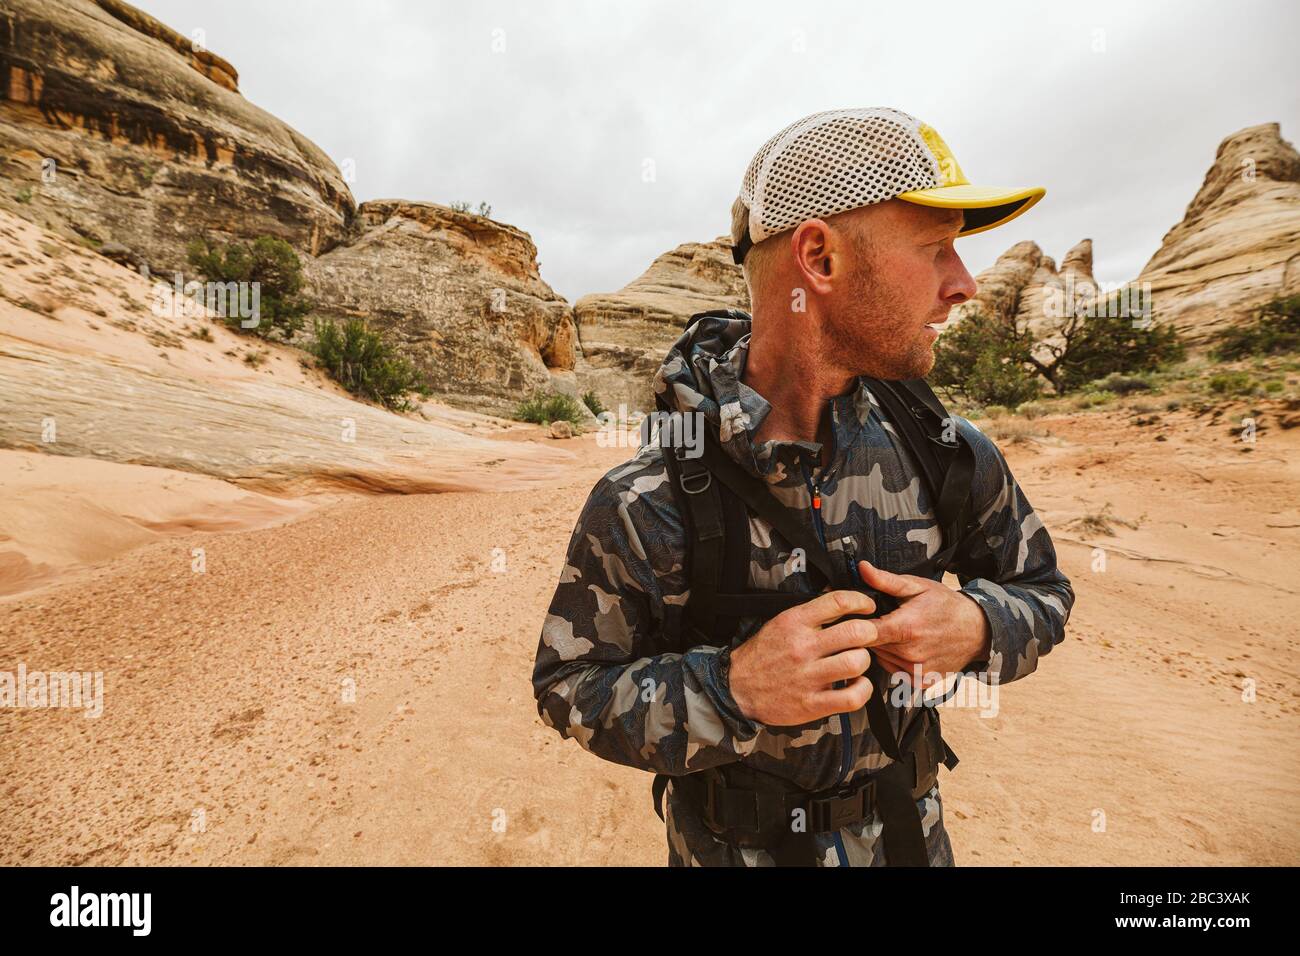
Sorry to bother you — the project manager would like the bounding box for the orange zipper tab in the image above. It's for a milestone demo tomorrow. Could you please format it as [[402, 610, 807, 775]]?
[[812, 485, 822, 510]]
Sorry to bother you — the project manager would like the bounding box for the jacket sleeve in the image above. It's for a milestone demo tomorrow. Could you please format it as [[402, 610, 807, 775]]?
[[951, 418, 1075, 687], [531, 472, 773, 776]]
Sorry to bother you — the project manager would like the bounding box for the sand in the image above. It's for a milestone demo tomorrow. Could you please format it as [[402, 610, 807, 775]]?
[[1, 409, 1297, 866]]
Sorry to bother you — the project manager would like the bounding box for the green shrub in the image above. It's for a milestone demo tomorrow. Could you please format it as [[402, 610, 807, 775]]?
[[515, 391, 586, 428], [1016, 400, 1050, 419], [1208, 371, 1255, 396], [310, 317, 425, 410], [1212, 295, 1300, 360], [931, 310, 1042, 407], [1093, 372, 1154, 395], [1074, 390, 1116, 409], [981, 404, 1012, 419], [1051, 315, 1184, 394], [186, 236, 312, 340], [580, 389, 605, 416], [15, 186, 32, 204]]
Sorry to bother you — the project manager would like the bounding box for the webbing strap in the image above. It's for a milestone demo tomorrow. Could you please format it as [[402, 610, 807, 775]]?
[[691, 429, 906, 762]]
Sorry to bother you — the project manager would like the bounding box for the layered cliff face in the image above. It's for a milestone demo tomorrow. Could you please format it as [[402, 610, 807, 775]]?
[[0, 0, 354, 271], [574, 237, 748, 413], [305, 200, 578, 413], [0, 0, 577, 410], [1138, 123, 1300, 346]]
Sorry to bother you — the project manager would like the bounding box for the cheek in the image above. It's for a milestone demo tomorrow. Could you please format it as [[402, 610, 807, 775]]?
[[879, 252, 930, 293]]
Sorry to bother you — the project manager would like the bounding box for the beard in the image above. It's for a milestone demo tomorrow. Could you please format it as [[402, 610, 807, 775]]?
[[836, 254, 938, 381]]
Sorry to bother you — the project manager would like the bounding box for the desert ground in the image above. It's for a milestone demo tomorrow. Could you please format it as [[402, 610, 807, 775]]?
[[1, 404, 1297, 867]]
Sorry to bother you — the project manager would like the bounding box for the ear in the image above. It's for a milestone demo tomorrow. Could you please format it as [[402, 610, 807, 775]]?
[[789, 219, 835, 294]]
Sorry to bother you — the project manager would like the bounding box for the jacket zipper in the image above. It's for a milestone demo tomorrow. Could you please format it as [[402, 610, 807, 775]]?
[[801, 457, 854, 789]]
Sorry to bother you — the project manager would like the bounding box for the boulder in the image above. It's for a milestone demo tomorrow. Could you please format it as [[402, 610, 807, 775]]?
[[574, 236, 748, 414], [303, 200, 577, 415], [1138, 123, 1300, 346]]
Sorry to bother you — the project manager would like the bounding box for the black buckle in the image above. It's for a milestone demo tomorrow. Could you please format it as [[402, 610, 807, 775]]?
[[808, 783, 871, 832], [675, 447, 711, 494], [703, 776, 718, 826]]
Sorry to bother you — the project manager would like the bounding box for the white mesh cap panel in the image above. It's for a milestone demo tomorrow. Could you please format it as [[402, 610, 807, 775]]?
[[740, 108, 942, 243]]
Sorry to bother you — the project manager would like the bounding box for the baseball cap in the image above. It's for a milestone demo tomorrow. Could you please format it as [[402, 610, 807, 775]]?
[[731, 107, 1044, 265]]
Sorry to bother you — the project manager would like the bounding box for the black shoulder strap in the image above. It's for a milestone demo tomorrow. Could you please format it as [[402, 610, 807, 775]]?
[[659, 417, 906, 762], [864, 378, 976, 576]]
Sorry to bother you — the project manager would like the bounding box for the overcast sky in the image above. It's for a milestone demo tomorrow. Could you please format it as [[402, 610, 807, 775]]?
[[140, 0, 1299, 302]]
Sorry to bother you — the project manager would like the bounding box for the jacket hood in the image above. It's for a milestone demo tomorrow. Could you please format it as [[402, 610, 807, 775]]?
[[652, 309, 828, 486]]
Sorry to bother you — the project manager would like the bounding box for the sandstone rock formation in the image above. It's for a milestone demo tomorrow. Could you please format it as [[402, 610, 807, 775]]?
[[957, 124, 1300, 354], [0, 0, 578, 411], [574, 236, 748, 413], [0, 0, 353, 271], [0, 209, 578, 495], [951, 238, 1102, 345], [574, 236, 748, 327], [1138, 122, 1300, 346], [305, 200, 578, 415]]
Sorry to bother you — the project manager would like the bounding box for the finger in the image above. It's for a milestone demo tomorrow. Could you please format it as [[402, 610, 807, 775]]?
[[874, 647, 924, 680], [868, 606, 910, 646], [872, 650, 913, 677], [810, 646, 872, 685], [809, 674, 873, 715], [790, 588, 877, 628], [857, 559, 929, 600], [817, 615, 879, 654]]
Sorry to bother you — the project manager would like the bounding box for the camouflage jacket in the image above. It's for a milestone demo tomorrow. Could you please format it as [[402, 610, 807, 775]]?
[[532, 311, 1074, 866]]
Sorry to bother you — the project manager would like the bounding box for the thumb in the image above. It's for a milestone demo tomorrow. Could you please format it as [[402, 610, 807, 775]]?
[[857, 559, 929, 600]]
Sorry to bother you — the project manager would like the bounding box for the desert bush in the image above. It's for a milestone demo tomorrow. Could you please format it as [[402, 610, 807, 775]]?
[[515, 391, 586, 428], [931, 310, 1042, 407], [1207, 371, 1255, 396], [581, 389, 605, 416], [1016, 400, 1050, 419], [1093, 372, 1154, 394], [186, 236, 311, 340], [310, 317, 425, 410], [1073, 390, 1116, 409], [1212, 295, 1300, 360]]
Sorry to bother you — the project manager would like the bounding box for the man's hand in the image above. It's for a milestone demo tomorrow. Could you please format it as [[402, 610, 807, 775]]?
[[728, 589, 880, 726], [856, 559, 991, 685]]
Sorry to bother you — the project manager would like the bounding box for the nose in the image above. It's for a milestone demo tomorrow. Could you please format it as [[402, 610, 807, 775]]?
[[942, 250, 978, 306]]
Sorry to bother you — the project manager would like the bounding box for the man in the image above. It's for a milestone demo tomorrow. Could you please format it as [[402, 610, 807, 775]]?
[[532, 107, 1074, 866]]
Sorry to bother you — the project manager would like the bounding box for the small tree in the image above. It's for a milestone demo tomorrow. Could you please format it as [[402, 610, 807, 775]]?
[[932, 292, 1183, 401], [310, 317, 425, 411], [1040, 309, 1183, 394], [186, 236, 312, 340], [931, 309, 1042, 407]]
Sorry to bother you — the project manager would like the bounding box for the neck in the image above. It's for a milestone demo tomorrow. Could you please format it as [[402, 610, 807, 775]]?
[[743, 302, 856, 468]]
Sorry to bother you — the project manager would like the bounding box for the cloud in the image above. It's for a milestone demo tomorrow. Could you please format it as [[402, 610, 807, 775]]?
[[143, 0, 1299, 301]]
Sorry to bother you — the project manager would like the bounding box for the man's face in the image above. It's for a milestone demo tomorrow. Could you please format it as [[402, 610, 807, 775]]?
[[828, 200, 976, 380]]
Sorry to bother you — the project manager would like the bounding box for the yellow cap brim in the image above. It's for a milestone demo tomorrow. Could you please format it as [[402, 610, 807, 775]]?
[[896, 184, 1045, 237]]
